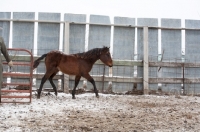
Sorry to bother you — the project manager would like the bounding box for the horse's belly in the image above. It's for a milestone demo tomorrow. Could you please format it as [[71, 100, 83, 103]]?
[[57, 65, 79, 75]]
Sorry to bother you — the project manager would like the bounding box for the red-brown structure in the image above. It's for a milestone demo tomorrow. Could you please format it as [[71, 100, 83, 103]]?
[[0, 48, 33, 103]]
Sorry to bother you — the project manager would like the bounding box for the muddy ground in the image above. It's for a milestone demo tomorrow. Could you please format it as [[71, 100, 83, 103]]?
[[0, 92, 200, 132]]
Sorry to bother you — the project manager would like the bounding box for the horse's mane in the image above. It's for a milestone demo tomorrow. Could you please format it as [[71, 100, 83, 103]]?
[[73, 46, 109, 59]]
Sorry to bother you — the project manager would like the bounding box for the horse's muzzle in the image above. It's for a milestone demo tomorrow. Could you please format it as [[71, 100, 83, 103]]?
[[108, 64, 113, 67]]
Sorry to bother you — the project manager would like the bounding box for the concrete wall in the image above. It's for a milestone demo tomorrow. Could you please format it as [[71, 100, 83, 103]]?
[[37, 12, 60, 55], [137, 18, 158, 91], [0, 12, 11, 47], [160, 19, 182, 92], [112, 17, 135, 92], [1, 12, 200, 93], [13, 12, 35, 51], [185, 19, 200, 94], [64, 13, 86, 54]]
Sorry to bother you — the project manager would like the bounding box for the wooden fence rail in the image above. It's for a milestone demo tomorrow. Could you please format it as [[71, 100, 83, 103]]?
[[3, 54, 200, 96]]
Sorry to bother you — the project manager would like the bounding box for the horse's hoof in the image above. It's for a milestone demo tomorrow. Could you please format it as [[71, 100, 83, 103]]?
[[55, 93, 57, 96], [96, 95, 99, 98], [72, 97, 76, 99], [37, 96, 40, 99]]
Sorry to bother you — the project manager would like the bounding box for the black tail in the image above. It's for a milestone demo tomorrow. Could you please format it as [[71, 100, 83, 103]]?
[[33, 54, 47, 69]]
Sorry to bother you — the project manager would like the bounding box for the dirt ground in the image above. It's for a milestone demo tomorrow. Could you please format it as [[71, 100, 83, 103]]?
[[1, 92, 200, 132]]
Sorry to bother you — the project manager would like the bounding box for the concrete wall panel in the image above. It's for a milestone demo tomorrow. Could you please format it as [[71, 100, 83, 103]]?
[[160, 19, 182, 92], [137, 18, 158, 90], [37, 13, 60, 55], [64, 13, 86, 54], [0, 12, 11, 47], [161, 19, 181, 60], [137, 18, 158, 60], [37, 13, 61, 88], [112, 17, 135, 92], [87, 15, 111, 91], [185, 19, 200, 92], [113, 17, 135, 60], [88, 15, 111, 49], [185, 20, 200, 62], [12, 12, 35, 50]]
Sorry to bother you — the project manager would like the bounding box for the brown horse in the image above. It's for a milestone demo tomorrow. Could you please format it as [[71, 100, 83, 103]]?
[[33, 46, 113, 99]]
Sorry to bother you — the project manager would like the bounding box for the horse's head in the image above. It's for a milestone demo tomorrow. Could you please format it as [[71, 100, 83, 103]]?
[[99, 47, 113, 67]]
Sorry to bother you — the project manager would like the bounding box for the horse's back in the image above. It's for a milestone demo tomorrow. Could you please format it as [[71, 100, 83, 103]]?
[[57, 54, 80, 75], [45, 51, 63, 64]]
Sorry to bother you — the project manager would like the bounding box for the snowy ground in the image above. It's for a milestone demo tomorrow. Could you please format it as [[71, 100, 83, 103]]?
[[1, 92, 200, 132]]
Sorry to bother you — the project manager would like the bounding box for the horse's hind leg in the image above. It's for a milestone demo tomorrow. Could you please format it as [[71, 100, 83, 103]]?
[[37, 75, 48, 99], [83, 73, 99, 98], [72, 75, 81, 99], [49, 70, 59, 96], [37, 69, 57, 99]]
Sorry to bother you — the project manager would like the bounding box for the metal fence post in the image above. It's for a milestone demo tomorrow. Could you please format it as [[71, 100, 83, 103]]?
[[143, 26, 149, 94], [63, 22, 70, 94]]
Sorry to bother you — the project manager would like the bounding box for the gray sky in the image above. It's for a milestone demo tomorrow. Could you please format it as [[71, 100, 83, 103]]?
[[0, 0, 200, 20]]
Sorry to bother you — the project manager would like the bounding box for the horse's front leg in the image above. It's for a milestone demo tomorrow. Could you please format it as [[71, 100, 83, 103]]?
[[72, 75, 81, 99], [83, 73, 99, 98]]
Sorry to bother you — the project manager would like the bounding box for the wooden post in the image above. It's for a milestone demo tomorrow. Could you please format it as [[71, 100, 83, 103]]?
[[143, 26, 149, 95], [63, 22, 70, 93], [108, 67, 113, 92]]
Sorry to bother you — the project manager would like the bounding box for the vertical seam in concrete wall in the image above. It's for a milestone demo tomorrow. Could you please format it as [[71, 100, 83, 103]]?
[[135, 18, 138, 56], [33, 12, 38, 87], [9, 12, 13, 48], [58, 13, 64, 90], [158, 18, 161, 54], [63, 22, 70, 93], [109, 16, 114, 77], [181, 19, 185, 56], [85, 14, 90, 51], [135, 18, 138, 77], [110, 16, 114, 56], [143, 26, 149, 94], [59, 12, 64, 51], [34, 12, 38, 56]]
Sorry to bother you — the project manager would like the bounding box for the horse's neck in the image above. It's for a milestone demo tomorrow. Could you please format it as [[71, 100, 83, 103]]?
[[87, 56, 100, 65]]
